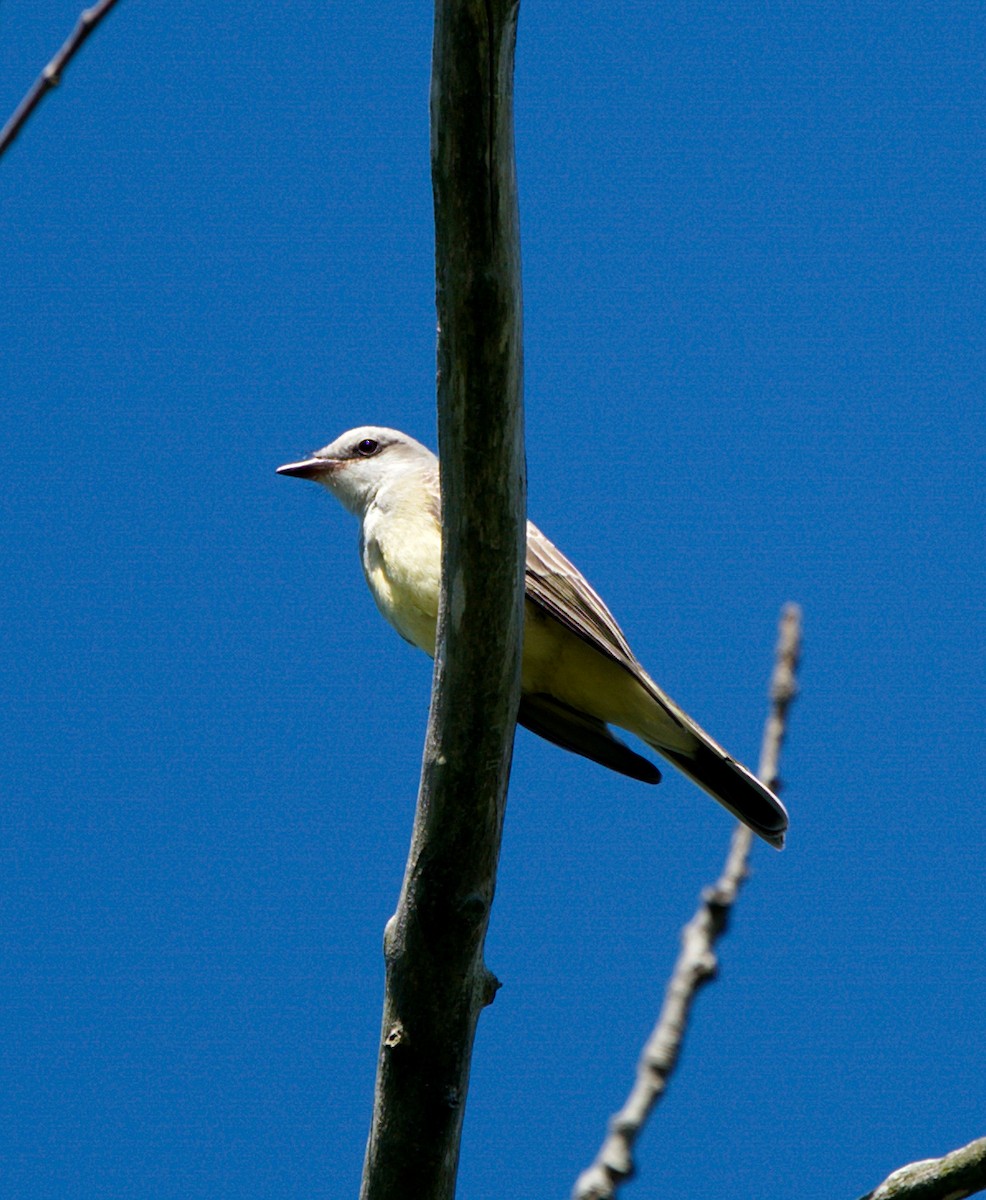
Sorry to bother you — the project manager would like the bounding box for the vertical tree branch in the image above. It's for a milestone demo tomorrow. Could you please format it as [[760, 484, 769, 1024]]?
[[573, 604, 802, 1200], [359, 3, 525, 1199], [0, 0, 122, 161]]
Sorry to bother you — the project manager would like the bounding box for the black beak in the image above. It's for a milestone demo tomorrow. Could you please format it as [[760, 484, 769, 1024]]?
[[276, 457, 334, 480]]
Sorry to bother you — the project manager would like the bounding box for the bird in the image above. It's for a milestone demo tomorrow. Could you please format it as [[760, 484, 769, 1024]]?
[[277, 426, 788, 848]]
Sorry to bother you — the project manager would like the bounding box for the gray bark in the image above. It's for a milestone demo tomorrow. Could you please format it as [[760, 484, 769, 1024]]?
[[359, 2, 525, 1198]]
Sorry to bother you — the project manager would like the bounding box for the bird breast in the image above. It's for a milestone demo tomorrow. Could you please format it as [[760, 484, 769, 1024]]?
[[360, 498, 442, 654]]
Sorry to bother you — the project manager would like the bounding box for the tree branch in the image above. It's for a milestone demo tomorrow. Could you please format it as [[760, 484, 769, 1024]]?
[[0, 0, 122, 162], [857, 1137, 986, 1200], [358, 2, 525, 1199], [573, 603, 802, 1200]]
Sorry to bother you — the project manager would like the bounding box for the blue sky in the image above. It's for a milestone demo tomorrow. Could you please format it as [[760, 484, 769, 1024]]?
[[2, 2, 984, 1197]]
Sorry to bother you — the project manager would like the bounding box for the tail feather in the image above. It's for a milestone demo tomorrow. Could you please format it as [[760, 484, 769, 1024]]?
[[657, 740, 788, 849]]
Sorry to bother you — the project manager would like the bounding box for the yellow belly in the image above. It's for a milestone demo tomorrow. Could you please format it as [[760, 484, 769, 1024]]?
[[362, 504, 442, 653]]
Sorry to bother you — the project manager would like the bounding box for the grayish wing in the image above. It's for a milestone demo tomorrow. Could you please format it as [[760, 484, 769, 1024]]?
[[524, 524, 788, 847], [524, 521, 698, 742], [524, 522, 642, 674]]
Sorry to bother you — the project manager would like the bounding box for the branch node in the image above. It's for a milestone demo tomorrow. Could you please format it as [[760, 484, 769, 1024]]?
[[694, 950, 718, 980], [383, 1022, 405, 1050], [601, 1144, 633, 1177], [458, 890, 490, 927], [0, 0, 122, 162], [479, 968, 502, 1007], [573, 1167, 617, 1200]]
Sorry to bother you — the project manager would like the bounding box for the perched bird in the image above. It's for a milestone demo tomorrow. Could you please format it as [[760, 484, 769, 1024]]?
[[278, 427, 788, 848]]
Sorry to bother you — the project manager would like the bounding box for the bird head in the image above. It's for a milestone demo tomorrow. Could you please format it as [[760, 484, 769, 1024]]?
[[277, 426, 436, 517]]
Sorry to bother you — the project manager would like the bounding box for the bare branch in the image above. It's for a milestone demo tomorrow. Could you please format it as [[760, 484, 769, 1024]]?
[[857, 1137, 986, 1200], [573, 603, 802, 1200], [757, 602, 801, 793], [358, 2, 525, 1199], [0, 0, 122, 162]]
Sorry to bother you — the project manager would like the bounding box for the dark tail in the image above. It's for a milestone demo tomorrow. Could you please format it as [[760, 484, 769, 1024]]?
[[659, 741, 788, 849]]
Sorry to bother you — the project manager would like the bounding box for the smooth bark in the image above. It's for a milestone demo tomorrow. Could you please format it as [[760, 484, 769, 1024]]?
[[359, 2, 525, 1198]]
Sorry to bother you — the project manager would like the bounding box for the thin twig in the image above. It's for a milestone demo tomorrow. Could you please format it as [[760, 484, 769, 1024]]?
[[0, 0, 122, 161], [573, 603, 802, 1200], [857, 1136, 986, 1200]]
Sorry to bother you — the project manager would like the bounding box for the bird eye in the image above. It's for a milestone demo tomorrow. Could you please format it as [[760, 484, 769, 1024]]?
[[356, 438, 380, 457]]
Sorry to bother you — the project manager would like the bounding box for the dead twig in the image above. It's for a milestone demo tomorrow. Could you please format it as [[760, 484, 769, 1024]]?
[[573, 603, 802, 1200], [0, 0, 122, 161]]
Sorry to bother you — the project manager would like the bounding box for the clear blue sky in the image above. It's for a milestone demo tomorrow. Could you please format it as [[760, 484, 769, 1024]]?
[[3, 3, 984, 1197]]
